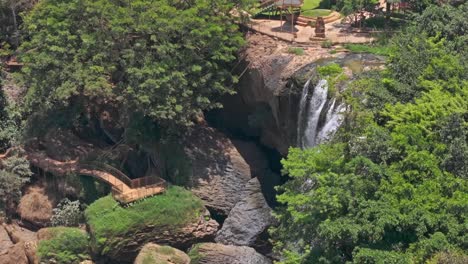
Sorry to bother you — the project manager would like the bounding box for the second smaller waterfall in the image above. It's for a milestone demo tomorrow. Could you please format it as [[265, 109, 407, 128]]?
[[297, 79, 346, 149]]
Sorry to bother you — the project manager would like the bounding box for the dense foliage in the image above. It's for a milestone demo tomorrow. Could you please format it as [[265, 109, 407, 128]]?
[[17, 0, 247, 130], [272, 3, 468, 263], [0, 154, 31, 217], [37, 227, 90, 264]]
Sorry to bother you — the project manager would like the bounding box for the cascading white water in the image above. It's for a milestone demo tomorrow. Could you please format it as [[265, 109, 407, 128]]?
[[297, 79, 346, 149], [296, 78, 312, 147], [316, 101, 346, 144], [302, 79, 328, 148]]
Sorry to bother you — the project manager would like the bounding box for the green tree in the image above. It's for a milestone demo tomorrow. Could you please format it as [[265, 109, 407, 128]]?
[[0, 154, 32, 218], [18, 0, 247, 131], [272, 4, 468, 263]]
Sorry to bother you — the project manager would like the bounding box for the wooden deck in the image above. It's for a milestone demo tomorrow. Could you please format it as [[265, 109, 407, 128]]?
[[1, 149, 167, 204]]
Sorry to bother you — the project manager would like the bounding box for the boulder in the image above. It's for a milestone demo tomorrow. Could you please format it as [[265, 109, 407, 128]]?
[[215, 178, 274, 247], [189, 243, 271, 264], [230, 140, 281, 205], [102, 210, 218, 262], [0, 224, 37, 264], [134, 243, 190, 264], [86, 189, 219, 263], [17, 186, 53, 228], [161, 124, 251, 217], [0, 225, 13, 253], [0, 242, 29, 264], [3, 224, 37, 244]]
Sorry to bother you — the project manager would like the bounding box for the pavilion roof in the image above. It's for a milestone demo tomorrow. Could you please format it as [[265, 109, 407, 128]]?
[[274, 0, 304, 7]]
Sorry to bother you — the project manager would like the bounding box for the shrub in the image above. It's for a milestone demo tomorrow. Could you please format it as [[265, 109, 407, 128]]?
[[188, 244, 204, 264], [37, 227, 90, 264], [51, 198, 84, 227], [317, 63, 343, 77], [287, 47, 305, 56], [321, 40, 333, 48]]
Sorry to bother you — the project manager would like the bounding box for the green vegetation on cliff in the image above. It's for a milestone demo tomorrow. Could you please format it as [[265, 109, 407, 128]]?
[[37, 227, 90, 264], [85, 186, 205, 255], [272, 2, 468, 263]]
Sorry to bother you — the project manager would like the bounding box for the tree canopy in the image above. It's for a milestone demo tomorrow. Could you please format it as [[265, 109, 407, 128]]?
[[18, 0, 247, 129], [272, 3, 468, 263]]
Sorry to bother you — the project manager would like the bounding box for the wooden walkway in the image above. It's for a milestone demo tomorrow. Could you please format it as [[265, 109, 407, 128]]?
[[1, 149, 166, 203]]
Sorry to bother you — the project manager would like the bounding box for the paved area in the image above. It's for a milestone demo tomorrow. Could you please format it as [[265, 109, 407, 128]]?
[[247, 18, 374, 44]]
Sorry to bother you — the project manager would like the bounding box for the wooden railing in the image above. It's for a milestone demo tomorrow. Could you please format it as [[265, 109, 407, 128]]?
[[79, 161, 167, 203], [79, 162, 133, 187]]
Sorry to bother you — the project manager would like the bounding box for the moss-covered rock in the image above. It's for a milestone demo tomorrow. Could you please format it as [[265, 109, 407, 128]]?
[[134, 243, 190, 264], [36, 227, 90, 264], [85, 186, 218, 262], [188, 243, 271, 264]]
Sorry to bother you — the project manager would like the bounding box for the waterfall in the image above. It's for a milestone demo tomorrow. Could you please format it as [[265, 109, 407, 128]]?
[[297, 79, 345, 149], [302, 79, 328, 148], [316, 101, 346, 144], [296, 78, 311, 147]]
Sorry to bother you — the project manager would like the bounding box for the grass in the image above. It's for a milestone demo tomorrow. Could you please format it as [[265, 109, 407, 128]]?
[[287, 47, 305, 56], [317, 63, 348, 98], [321, 40, 333, 48], [301, 0, 331, 17], [188, 244, 204, 264], [302, 0, 321, 10], [344, 43, 391, 56], [37, 227, 90, 264], [85, 186, 205, 255], [254, 0, 331, 18], [301, 9, 332, 17], [142, 253, 156, 264]]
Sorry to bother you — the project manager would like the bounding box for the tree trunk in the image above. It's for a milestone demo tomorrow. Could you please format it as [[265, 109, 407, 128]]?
[[11, 6, 18, 47], [385, 2, 391, 30]]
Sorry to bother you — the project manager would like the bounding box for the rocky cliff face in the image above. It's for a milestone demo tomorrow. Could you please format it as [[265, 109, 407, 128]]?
[[207, 34, 386, 155], [160, 124, 252, 218], [208, 34, 332, 154], [215, 178, 274, 248]]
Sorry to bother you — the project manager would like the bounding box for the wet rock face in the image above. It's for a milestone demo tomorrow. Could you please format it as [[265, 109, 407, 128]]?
[[134, 243, 190, 264], [215, 178, 274, 247], [161, 124, 252, 218], [189, 243, 272, 264]]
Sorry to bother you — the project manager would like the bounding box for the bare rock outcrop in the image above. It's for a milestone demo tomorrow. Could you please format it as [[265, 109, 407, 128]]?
[[162, 124, 252, 217], [134, 243, 190, 264], [0, 242, 29, 264], [0, 225, 13, 253], [215, 178, 274, 247], [0, 224, 37, 264], [189, 243, 271, 264]]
